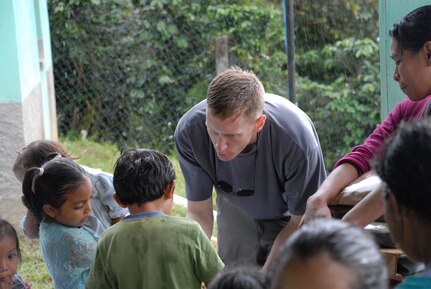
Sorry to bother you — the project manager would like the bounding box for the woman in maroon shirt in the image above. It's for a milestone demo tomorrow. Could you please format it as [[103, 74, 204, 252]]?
[[301, 5, 431, 228]]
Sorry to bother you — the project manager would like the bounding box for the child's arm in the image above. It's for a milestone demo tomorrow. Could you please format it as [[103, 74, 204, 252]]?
[[110, 216, 123, 225], [20, 196, 40, 239], [90, 172, 128, 225], [21, 209, 40, 239]]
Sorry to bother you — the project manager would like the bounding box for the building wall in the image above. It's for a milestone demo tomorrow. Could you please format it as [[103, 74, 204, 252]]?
[[0, 0, 55, 224]]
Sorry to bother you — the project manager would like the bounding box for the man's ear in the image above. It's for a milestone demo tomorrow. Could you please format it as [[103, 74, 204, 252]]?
[[256, 114, 267, 132], [42, 204, 57, 218], [164, 180, 176, 200], [114, 194, 128, 208]]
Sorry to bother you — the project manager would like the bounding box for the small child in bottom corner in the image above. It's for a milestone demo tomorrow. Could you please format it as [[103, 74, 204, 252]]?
[[86, 148, 224, 289], [208, 265, 269, 289], [22, 156, 97, 289], [0, 219, 31, 289]]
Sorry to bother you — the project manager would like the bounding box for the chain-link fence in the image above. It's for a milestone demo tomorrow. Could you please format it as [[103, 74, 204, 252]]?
[[50, 1, 290, 154], [49, 0, 380, 167]]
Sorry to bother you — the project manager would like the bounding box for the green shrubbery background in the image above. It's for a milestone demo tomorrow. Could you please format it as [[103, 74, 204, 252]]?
[[51, 0, 380, 169]]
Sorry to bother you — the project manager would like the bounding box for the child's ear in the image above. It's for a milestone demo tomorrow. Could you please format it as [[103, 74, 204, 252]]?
[[387, 192, 402, 220], [114, 194, 128, 208], [42, 204, 57, 218], [164, 180, 176, 200], [424, 41, 431, 65]]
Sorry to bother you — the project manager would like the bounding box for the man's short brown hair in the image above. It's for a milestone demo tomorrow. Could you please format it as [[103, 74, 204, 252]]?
[[207, 66, 264, 120]]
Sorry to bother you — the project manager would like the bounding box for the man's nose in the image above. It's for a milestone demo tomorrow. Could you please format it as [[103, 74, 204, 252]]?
[[215, 136, 228, 152]]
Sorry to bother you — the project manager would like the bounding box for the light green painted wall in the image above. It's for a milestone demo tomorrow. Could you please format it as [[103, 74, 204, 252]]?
[[379, 0, 431, 118], [14, 1, 41, 101], [0, 1, 41, 104], [0, 1, 21, 103]]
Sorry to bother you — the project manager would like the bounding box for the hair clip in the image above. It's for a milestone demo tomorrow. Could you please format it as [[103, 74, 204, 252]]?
[[31, 168, 45, 194]]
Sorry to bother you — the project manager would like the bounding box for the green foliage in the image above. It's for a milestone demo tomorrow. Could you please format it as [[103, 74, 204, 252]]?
[[297, 37, 380, 168], [294, 0, 379, 50], [49, 0, 381, 171]]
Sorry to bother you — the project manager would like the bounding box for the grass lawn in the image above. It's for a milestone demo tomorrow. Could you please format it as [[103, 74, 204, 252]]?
[[61, 138, 187, 198]]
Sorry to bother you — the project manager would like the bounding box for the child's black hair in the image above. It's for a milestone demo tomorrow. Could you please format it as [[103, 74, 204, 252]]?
[[22, 156, 88, 222], [208, 266, 269, 289], [113, 148, 176, 205], [374, 118, 431, 221], [0, 218, 21, 261], [13, 140, 73, 182]]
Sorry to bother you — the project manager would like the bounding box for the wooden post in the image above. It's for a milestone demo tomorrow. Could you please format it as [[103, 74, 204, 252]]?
[[215, 36, 229, 75]]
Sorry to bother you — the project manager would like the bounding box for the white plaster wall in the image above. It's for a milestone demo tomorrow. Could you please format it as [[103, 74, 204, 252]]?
[[22, 83, 44, 144]]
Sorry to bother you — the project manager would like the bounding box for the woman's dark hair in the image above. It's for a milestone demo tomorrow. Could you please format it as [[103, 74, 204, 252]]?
[[374, 118, 431, 221], [0, 219, 21, 262], [270, 218, 387, 289], [390, 5, 431, 53], [208, 266, 269, 289], [22, 156, 88, 222], [113, 148, 176, 205]]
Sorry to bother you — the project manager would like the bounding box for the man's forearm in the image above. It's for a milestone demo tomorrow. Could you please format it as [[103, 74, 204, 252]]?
[[187, 211, 213, 238], [262, 215, 301, 271]]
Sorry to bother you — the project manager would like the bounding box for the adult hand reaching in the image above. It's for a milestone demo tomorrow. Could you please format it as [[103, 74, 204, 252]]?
[[299, 163, 359, 227], [299, 196, 332, 227]]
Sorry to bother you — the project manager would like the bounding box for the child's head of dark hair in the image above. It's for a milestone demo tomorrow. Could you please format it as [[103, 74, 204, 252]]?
[[13, 140, 73, 182], [113, 148, 176, 205], [374, 118, 431, 222], [22, 156, 88, 222], [270, 218, 387, 289], [0, 219, 21, 262], [390, 5, 431, 53], [208, 266, 269, 289]]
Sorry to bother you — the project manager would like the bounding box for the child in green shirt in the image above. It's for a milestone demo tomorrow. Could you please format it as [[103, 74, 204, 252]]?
[[87, 148, 224, 289]]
